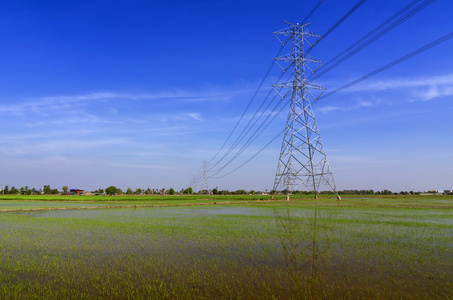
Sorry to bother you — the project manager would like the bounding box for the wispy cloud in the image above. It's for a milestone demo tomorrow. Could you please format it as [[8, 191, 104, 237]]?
[[317, 74, 453, 113], [317, 98, 382, 114], [158, 112, 204, 122], [42, 138, 128, 150], [23, 114, 117, 127], [0, 87, 250, 115], [340, 74, 453, 101], [0, 92, 123, 115], [0, 138, 129, 156]]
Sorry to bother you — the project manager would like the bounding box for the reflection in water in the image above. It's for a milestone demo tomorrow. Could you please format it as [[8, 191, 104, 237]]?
[[274, 206, 332, 299]]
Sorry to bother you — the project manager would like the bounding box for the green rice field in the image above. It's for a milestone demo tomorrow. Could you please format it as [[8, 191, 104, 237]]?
[[0, 195, 452, 299]]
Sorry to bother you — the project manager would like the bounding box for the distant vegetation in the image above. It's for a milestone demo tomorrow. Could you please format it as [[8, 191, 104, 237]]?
[[3, 184, 447, 196]]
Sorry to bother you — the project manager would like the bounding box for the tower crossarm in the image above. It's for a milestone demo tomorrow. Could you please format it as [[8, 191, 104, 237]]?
[[272, 80, 326, 91], [274, 53, 323, 64], [273, 22, 321, 39]]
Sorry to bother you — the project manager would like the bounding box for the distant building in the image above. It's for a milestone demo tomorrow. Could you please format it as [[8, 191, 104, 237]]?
[[69, 189, 84, 195], [422, 189, 452, 195]]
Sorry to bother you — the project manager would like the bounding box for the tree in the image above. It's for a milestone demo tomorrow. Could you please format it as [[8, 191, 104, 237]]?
[[212, 188, 218, 195], [126, 188, 133, 195], [135, 188, 143, 195], [10, 186, 19, 195], [168, 188, 175, 195], [183, 187, 193, 194], [43, 185, 52, 195], [62, 186, 69, 193], [105, 186, 118, 195]]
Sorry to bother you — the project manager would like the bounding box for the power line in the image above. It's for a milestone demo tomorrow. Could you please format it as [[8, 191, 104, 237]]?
[[207, 1, 368, 176], [309, 0, 367, 50], [302, 0, 324, 24], [207, 68, 290, 170], [210, 129, 285, 179], [210, 26, 452, 180], [207, 29, 453, 181], [318, 30, 453, 100], [204, 1, 444, 181], [206, 1, 367, 179], [207, 70, 294, 174], [208, 87, 277, 170], [312, 0, 436, 79], [207, 45, 284, 164], [209, 0, 371, 171], [209, 95, 289, 177]]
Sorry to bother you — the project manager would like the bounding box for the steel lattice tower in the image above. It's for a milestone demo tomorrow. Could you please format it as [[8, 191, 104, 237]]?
[[201, 161, 210, 193], [272, 22, 340, 200]]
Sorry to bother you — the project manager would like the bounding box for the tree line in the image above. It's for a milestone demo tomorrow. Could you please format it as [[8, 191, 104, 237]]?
[[0, 185, 427, 196], [0, 185, 59, 195]]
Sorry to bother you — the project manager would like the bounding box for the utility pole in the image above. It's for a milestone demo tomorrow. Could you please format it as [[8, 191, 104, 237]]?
[[272, 22, 340, 201]]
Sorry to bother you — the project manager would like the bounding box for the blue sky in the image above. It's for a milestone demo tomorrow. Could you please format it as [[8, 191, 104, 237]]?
[[0, 0, 452, 192]]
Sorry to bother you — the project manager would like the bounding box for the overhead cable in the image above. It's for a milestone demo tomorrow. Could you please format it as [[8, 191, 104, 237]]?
[[210, 129, 285, 179], [317, 30, 453, 100], [302, 0, 324, 24], [207, 69, 289, 170], [309, 0, 367, 51], [209, 95, 289, 177], [207, 45, 284, 164], [312, 0, 436, 79]]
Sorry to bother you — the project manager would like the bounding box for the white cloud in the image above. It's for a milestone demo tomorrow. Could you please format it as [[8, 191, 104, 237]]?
[[187, 113, 203, 121], [23, 114, 116, 128], [417, 84, 453, 101], [0, 138, 129, 156], [316, 74, 453, 113], [0, 86, 250, 116], [158, 112, 204, 122], [317, 98, 382, 114], [339, 74, 453, 101], [0, 92, 124, 115]]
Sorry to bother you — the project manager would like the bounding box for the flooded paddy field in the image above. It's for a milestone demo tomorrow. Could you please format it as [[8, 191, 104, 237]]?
[[0, 198, 452, 299]]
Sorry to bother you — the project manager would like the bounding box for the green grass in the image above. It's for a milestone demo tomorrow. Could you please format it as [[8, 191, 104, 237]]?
[[0, 196, 452, 299], [0, 194, 274, 202], [1, 193, 452, 211]]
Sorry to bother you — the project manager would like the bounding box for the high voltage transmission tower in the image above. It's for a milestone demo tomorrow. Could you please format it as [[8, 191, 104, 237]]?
[[271, 21, 340, 201], [201, 161, 210, 193]]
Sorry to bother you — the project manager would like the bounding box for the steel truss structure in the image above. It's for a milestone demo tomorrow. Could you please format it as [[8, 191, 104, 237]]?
[[272, 22, 340, 200], [201, 161, 210, 193]]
